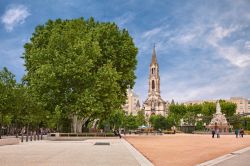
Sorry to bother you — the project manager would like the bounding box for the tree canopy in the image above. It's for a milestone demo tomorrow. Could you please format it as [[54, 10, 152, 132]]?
[[23, 17, 138, 132], [168, 101, 237, 127]]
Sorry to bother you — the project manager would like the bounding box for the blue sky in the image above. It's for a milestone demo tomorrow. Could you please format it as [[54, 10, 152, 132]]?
[[0, 0, 250, 102]]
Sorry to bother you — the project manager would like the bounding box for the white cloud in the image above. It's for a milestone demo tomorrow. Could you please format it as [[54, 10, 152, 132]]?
[[216, 46, 250, 68], [114, 12, 134, 28], [1, 5, 30, 32], [135, 22, 250, 102], [142, 27, 164, 39], [207, 25, 250, 68], [244, 41, 250, 49]]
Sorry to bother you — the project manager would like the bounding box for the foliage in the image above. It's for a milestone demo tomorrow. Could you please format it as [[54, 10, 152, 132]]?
[[136, 110, 146, 126], [183, 111, 196, 125], [220, 100, 237, 117], [195, 121, 205, 130], [169, 104, 186, 116], [241, 117, 250, 130], [149, 115, 168, 130], [0, 67, 16, 138], [165, 115, 177, 129], [0, 67, 16, 116], [99, 109, 146, 131], [124, 114, 138, 130], [23, 17, 138, 130], [228, 114, 242, 129], [106, 109, 126, 130], [168, 101, 237, 130]]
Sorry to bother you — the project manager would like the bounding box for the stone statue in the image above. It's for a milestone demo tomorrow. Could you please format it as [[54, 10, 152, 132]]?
[[216, 101, 222, 114]]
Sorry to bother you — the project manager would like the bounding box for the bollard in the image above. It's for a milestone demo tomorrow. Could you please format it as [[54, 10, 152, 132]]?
[[26, 134, 28, 142], [21, 133, 23, 142], [30, 132, 32, 141]]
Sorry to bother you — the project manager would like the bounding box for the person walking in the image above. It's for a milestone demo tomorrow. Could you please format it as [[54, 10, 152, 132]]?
[[214, 124, 220, 138], [216, 129, 220, 138], [212, 129, 215, 138], [239, 128, 244, 138], [235, 128, 239, 138]]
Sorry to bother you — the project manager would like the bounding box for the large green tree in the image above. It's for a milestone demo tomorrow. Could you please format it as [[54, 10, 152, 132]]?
[[219, 100, 237, 117], [149, 115, 168, 130], [0, 67, 16, 138], [23, 17, 138, 133]]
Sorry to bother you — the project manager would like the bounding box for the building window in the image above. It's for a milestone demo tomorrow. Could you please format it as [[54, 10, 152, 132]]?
[[152, 80, 155, 90]]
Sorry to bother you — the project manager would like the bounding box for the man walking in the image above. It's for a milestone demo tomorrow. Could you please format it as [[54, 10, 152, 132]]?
[[212, 129, 215, 138], [239, 128, 244, 138], [235, 128, 239, 138]]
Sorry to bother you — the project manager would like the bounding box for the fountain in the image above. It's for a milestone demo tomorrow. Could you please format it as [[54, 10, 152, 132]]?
[[207, 101, 231, 132]]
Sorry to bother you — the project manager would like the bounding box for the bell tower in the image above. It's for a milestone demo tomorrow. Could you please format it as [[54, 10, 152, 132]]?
[[149, 45, 160, 96], [143, 45, 167, 117]]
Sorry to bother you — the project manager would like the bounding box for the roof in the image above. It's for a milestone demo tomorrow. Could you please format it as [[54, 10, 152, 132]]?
[[150, 45, 158, 66]]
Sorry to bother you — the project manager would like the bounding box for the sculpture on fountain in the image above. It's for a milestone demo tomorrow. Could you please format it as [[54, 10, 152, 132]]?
[[207, 101, 231, 132]]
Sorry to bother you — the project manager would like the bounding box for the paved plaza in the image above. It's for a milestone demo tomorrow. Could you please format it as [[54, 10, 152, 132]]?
[[0, 139, 151, 166], [125, 134, 250, 166], [1, 134, 250, 166]]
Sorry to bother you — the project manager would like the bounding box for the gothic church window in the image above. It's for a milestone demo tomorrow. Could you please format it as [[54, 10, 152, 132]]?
[[152, 80, 155, 90]]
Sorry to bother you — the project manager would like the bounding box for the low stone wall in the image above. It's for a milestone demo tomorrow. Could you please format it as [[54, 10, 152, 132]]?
[[47, 133, 118, 141], [0, 138, 19, 146]]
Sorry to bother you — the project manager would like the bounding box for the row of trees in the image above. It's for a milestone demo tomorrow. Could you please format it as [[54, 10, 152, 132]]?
[[0, 67, 48, 138], [99, 109, 145, 131], [149, 101, 250, 131], [0, 65, 145, 135]]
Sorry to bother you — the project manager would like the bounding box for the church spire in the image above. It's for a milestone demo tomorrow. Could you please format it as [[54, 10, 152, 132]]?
[[151, 44, 157, 65], [143, 44, 167, 117]]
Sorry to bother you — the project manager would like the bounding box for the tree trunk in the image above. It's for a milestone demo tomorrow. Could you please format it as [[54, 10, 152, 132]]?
[[15, 120, 18, 138], [0, 114, 2, 139], [76, 117, 89, 133], [26, 125, 29, 142], [71, 115, 89, 133], [72, 115, 77, 133], [21, 130, 24, 142], [92, 119, 99, 129], [0, 122, 2, 139]]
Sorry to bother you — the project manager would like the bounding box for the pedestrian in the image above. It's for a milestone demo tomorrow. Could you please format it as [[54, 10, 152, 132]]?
[[235, 128, 239, 138], [212, 129, 215, 138], [239, 128, 244, 138], [117, 129, 122, 139], [216, 129, 220, 138]]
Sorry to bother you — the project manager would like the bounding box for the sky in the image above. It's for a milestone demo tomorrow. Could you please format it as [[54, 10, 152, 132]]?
[[0, 0, 250, 102]]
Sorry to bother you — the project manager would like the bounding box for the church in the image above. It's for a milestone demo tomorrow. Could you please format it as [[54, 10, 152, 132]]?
[[143, 46, 168, 117]]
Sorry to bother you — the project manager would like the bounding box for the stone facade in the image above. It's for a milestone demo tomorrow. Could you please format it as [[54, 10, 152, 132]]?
[[143, 47, 167, 117], [123, 88, 141, 115], [230, 97, 250, 114]]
